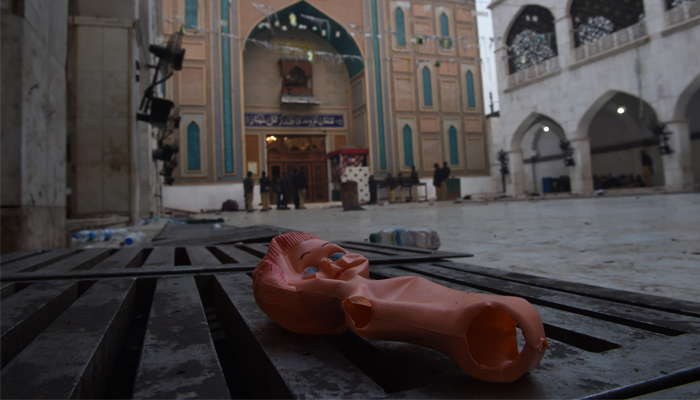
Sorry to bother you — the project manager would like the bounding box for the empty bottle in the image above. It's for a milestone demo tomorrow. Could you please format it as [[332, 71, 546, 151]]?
[[369, 228, 441, 250], [74, 230, 97, 242], [124, 232, 147, 246]]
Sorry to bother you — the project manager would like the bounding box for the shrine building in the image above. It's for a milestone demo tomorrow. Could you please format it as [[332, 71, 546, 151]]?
[[159, 0, 489, 209]]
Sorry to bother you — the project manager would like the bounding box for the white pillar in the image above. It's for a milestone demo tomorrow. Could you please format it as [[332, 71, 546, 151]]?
[[510, 150, 525, 196], [662, 120, 694, 190], [569, 138, 594, 194]]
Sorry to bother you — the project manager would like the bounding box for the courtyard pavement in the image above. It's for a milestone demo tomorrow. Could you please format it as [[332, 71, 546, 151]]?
[[210, 191, 700, 304]]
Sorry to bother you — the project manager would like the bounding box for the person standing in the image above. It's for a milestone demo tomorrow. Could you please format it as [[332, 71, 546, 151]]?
[[244, 171, 255, 212], [386, 173, 397, 203], [259, 171, 271, 211], [641, 150, 653, 187], [280, 173, 290, 209], [433, 163, 443, 200], [291, 169, 300, 210], [397, 173, 406, 203], [297, 169, 308, 209], [441, 162, 451, 200], [409, 166, 420, 202], [368, 175, 377, 204]]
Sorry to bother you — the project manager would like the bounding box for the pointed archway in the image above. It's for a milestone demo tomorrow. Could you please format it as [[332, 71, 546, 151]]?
[[579, 91, 663, 189], [510, 113, 572, 195]]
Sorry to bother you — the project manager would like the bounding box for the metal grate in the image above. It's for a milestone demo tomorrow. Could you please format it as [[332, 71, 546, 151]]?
[[1, 228, 698, 398]]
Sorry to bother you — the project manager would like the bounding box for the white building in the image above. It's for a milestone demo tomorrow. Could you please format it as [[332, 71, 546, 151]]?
[[489, 0, 700, 196]]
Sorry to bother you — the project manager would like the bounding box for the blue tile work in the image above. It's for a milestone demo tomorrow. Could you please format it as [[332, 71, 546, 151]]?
[[221, 0, 234, 174], [371, 0, 387, 170]]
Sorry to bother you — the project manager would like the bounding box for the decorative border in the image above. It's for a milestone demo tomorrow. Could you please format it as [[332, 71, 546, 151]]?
[[178, 65, 207, 106], [393, 76, 416, 111]]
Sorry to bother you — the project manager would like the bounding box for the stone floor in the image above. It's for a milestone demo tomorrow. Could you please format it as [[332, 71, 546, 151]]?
[[206, 191, 700, 304]]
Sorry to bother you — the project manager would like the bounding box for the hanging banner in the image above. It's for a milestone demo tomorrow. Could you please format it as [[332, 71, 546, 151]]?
[[245, 113, 345, 128]]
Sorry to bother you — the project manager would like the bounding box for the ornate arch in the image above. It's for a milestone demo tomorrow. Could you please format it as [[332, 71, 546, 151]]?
[[569, 0, 645, 48], [505, 5, 558, 74]]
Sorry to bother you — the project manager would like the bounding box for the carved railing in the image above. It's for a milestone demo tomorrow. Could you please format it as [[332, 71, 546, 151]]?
[[507, 56, 560, 89], [666, 0, 700, 27], [573, 20, 647, 64]]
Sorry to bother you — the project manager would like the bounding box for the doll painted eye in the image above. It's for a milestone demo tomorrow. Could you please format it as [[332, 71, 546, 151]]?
[[302, 267, 318, 276], [329, 253, 344, 262]]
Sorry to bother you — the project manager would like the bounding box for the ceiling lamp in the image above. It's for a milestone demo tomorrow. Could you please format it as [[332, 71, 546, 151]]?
[[543, 126, 550, 132], [617, 106, 626, 114]]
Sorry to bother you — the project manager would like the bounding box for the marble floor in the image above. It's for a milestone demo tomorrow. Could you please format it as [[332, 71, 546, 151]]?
[[210, 192, 700, 304]]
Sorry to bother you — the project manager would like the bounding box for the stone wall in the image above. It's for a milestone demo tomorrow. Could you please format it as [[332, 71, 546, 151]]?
[[1, 0, 69, 253], [490, 0, 700, 194]]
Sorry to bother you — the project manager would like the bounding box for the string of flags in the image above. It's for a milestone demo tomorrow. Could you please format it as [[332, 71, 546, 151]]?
[[162, 4, 504, 70]]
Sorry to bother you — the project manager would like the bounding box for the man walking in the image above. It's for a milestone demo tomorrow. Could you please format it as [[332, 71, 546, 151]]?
[[433, 163, 442, 200], [409, 165, 419, 202], [259, 171, 271, 211], [441, 162, 451, 200], [244, 171, 255, 212], [386, 173, 397, 203]]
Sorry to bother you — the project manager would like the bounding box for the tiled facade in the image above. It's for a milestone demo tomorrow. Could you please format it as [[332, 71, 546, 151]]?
[[161, 0, 489, 210]]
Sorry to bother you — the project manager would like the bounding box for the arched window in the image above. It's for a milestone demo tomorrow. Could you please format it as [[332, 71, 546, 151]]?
[[570, 0, 645, 47], [440, 13, 449, 37], [506, 6, 558, 74], [402, 125, 414, 167], [448, 126, 459, 165], [187, 121, 201, 171], [422, 67, 433, 107], [395, 8, 406, 47], [185, 0, 198, 30], [466, 70, 476, 108]]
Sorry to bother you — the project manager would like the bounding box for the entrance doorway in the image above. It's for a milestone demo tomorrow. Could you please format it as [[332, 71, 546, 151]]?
[[267, 135, 328, 203]]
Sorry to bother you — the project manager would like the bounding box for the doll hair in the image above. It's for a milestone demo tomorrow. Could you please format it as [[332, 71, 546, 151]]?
[[251, 232, 348, 335]]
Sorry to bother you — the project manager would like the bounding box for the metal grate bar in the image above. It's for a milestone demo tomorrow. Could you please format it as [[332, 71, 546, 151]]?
[[1, 249, 80, 274], [93, 248, 150, 270], [432, 261, 700, 318], [142, 247, 175, 269], [132, 276, 230, 399], [185, 246, 221, 266], [34, 249, 115, 274], [395, 264, 697, 334], [0, 249, 44, 264], [238, 243, 270, 258], [213, 273, 387, 398], [0, 279, 136, 399], [210, 245, 262, 264], [1, 281, 81, 368]]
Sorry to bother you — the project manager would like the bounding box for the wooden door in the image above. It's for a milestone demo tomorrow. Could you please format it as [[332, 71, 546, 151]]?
[[311, 162, 328, 202]]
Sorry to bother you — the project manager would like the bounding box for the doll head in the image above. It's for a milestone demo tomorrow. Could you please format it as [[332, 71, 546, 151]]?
[[252, 232, 369, 334]]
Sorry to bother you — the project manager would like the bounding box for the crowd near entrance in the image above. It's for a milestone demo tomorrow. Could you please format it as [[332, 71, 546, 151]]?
[[267, 135, 328, 204]]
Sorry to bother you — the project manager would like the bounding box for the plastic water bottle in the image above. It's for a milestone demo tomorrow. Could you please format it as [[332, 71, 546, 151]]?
[[73, 228, 128, 242], [369, 228, 441, 250], [124, 232, 147, 246], [74, 230, 97, 242]]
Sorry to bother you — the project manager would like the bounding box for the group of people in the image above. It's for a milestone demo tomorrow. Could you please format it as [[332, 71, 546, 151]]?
[[367, 162, 452, 204], [243, 169, 309, 212]]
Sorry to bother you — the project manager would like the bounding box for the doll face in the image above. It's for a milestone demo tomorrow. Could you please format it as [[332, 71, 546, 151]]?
[[280, 239, 369, 282]]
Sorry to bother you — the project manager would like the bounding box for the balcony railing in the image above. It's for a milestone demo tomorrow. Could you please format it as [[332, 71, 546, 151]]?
[[573, 20, 647, 64], [666, 0, 700, 28], [507, 56, 560, 89]]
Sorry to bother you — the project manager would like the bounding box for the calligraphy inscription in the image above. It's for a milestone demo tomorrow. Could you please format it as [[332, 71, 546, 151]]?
[[245, 113, 345, 128]]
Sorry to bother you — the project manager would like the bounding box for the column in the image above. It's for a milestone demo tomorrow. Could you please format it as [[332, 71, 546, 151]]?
[[662, 120, 694, 190], [509, 150, 525, 196], [569, 138, 594, 194]]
